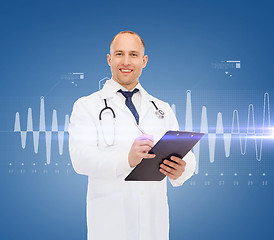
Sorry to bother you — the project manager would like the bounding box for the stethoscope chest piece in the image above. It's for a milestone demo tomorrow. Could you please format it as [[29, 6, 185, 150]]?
[[155, 109, 164, 119], [151, 101, 164, 119]]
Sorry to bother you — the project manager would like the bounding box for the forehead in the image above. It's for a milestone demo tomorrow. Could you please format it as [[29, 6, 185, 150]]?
[[111, 33, 144, 53]]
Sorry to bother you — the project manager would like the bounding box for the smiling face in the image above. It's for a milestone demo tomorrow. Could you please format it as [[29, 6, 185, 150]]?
[[107, 33, 148, 91]]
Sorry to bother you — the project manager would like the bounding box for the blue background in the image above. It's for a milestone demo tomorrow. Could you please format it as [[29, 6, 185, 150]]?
[[0, 0, 273, 239]]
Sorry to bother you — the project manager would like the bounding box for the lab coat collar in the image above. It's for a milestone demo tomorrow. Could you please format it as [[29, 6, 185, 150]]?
[[100, 78, 154, 102], [100, 78, 155, 125]]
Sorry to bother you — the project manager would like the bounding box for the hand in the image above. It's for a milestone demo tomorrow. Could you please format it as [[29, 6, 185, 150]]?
[[128, 134, 156, 168], [159, 156, 186, 180]]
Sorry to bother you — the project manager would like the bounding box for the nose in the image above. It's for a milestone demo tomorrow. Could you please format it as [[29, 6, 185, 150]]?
[[122, 54, 130, 66]]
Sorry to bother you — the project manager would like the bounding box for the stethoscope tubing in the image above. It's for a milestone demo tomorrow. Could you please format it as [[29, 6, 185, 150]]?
[[99, 99, 164, 146], [99, 99, 116, 120]]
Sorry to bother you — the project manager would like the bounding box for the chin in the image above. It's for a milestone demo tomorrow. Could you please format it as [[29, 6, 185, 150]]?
[[119, 79, 137, 87]]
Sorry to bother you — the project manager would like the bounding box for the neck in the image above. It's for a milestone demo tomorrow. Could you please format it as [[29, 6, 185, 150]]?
[[112, 78, 139, 91], [125, 82, 138, 91]]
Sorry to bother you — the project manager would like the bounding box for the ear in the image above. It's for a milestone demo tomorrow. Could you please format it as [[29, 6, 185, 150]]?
[[107, 54, 111, 66], [142, 55, 148, 68]]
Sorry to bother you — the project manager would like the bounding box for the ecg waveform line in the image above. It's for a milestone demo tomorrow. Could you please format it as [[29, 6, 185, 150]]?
[[181, 91, 271, 174], [14, 92, 271, 168], [14, 97, 70, 164]]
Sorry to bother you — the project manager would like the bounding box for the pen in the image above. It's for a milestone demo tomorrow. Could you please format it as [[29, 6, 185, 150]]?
[[134, 122, 147, 135]]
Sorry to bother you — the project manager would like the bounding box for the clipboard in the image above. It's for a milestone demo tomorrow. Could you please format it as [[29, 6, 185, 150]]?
[[125, 131, 204, 181]]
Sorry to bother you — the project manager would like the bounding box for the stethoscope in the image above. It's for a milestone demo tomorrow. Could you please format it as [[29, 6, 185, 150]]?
[[99, 99, 165, 146]]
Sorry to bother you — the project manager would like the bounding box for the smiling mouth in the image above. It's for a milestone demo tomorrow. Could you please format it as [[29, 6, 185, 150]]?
[[120, 69, 133, 73]]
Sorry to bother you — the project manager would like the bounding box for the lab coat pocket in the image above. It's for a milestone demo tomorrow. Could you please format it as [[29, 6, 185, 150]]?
[[87, 193, 127, 240]]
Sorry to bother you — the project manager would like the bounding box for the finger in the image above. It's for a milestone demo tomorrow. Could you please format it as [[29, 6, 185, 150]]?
[[135, 139, 154, 148], [132, 140, 154, 150], [141, 153, 156, 159], [170, 156, 186, 167], [160, 163, 175, 175], [159, 168, 174, 179], [136, 134, 154, 141], [163, 160, 178, 169], [138, 145, 152, 153], [181, 159, 186, 167], [160, 165, 182, 179]]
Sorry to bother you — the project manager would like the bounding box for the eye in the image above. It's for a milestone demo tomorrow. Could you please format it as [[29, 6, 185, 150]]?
[[131, 53, 138, 57]]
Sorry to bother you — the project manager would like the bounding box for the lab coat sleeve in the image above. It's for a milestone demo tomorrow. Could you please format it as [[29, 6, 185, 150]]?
[[68, 98, 132, 179], [165, 104, 196, 187]]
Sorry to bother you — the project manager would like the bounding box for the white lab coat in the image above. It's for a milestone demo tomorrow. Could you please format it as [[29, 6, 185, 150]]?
[[68, 80, 196, 240]]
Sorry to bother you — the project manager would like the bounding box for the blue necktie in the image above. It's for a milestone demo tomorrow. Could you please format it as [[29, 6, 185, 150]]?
[[118, 89, 139, 124]]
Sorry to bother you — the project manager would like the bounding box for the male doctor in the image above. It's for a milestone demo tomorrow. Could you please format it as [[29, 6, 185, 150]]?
[[68, 31, 196, 240]]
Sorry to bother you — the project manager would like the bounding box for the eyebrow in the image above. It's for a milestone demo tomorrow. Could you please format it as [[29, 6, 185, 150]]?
[[114, 50, 140, 54]]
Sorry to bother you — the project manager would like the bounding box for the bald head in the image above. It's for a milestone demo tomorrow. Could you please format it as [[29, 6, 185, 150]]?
[[110, 31, 145, 55]]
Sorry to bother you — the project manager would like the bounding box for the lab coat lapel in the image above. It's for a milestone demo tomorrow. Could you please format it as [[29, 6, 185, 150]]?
[[112, 94, 130, 113], [112, 95, 141, 125], [139, 88, 154, 124], [100, 80, 138, 122]]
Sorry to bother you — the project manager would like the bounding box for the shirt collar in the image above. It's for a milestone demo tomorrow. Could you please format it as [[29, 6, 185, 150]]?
[[100, 78, 152, 100]]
